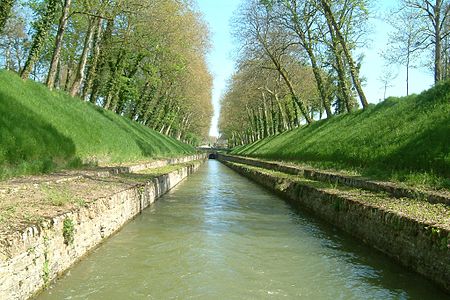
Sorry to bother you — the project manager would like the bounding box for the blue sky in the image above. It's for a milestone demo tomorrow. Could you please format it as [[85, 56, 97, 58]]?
[[197, 0, 241, 137], [196, 0, 434, 137]]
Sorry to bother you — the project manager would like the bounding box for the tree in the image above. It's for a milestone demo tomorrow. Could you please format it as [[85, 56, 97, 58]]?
[[0, 8, 27, 71], [218, 54, 319, 145], [319, 0, 369, 108], [46, 0, 72, 89], [403, 0, 450, 82], [270, 0, 333, 118], [69, 16, 96, 97], [378, 67, 397, 101], [6, 0, 213, 144], [382, 7, 425, 95], [233, 0, 313, 124], [0, 0, 15, 34], [319, 0, 368, 112], [20, 0, 59, 79]]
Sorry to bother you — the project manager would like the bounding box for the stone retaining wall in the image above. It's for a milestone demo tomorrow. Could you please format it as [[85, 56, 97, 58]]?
[[219, 154, 450, 205], [0, 159, 205, 300], [219, 158, 450, 293]]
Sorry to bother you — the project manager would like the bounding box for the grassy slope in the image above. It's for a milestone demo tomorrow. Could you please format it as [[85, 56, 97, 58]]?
[[232, 80, 450, 189], [0, 70, 194, 179]]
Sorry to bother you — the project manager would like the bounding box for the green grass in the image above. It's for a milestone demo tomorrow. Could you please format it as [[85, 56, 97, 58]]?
[[232, 80, 450, 190], [0, 70, 194, 179]]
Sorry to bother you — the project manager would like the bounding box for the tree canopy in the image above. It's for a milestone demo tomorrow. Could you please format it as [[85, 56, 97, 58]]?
[[0, 0, 213, 145]]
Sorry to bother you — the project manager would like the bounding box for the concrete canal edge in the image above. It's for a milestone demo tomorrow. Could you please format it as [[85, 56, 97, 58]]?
[[0, 155, 206, 300], [218, 154, 450, 293]]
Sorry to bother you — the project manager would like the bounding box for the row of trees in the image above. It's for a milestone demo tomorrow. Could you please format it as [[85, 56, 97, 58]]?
[[220, 0, 369, 146], [220, 0, 450, 147], [0, 0, 213, 145]]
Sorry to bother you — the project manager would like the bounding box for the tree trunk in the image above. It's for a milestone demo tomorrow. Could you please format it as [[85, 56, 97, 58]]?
[[21, 0, 59, 79], [270, 97, 277, 134], [82, 17, 104, 99], [262, 92, 270, 137], [89, 19, 114, 104], [434, 0, 443, 83], [287, 3, 332, 117], [285, 101, 293, 129], [245, 105, 257, 140], [275, 94, 288, 131], [257, 32, 313, 123], [64, 62, 73, 91], [406, 50, 410, 96], [70, 17, 96, 97], [159, 124, 165, 134], [55, 56, 62, 89], [279, 67, 313, 123], [255, 111, 261, 140], [165, 108, 179, 135], [327, 20, 352, 112], [308, 49, 332, 117], [46, 0, 72, 90], [321, 0, 369, 108]]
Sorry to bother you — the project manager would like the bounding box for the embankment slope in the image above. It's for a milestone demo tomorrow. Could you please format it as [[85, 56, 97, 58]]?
[[0, 70, 194, 179], [232, 80, 450, 189]]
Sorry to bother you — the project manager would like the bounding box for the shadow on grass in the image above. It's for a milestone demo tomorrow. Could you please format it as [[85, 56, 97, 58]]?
[[378, 114, 450, 178], [0, 91, 78, 178]]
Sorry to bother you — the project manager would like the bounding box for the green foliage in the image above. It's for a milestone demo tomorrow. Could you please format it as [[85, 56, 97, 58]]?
[[0, 0, 16, 33], [232, 80, 450, 190], [0, 70, 194, 179], [20, 0, 59, 79], [62, 217, 75, 245], [42, 257, 50, 285]]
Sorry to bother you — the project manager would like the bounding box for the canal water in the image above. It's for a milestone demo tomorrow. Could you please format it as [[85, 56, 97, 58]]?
[[38, 161, 448, 299]]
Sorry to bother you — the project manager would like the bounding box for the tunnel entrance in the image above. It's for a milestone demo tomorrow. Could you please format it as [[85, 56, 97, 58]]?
[[208, 153, 217, 159]]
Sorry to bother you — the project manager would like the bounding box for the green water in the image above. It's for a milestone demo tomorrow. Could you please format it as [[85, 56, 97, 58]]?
[[38, 161, 448, 299]]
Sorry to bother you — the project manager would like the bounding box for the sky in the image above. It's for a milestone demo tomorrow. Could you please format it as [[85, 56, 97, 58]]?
[[196, 0, 434, 137]]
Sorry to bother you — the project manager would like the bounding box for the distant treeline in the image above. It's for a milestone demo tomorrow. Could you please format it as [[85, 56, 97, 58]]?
[[220, 0, 450, 147]]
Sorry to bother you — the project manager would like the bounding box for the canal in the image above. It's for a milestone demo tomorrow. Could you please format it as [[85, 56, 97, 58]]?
[[38, 160, 448, 299]]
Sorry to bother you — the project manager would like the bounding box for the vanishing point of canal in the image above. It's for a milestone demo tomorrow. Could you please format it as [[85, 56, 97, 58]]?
[[38, 161, 448, 299]]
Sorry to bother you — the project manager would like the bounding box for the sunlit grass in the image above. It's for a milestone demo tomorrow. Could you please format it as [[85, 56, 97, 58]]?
[[232, 80, 450, 190]]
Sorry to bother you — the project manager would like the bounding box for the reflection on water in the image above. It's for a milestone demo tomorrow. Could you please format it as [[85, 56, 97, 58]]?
[[38, 161, 448, 299]]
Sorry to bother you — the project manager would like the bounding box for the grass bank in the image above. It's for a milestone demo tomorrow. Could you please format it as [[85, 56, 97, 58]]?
[[0, 70, 194, 179], [232, 80, 450, 190]]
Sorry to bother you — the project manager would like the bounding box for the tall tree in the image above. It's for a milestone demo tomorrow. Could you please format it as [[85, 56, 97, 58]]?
[[46, 0, 72, 89], [69, 16, 96, 96], [0, 8, 27, 71], [320, 0, 369, 108], [378, 67, 397, 101], [382, 7, 425, 95], [233, 0, 313, 124], [403, 0, 450, 83], [20, 0, 59, 79], [273, 0, 333, 117]]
